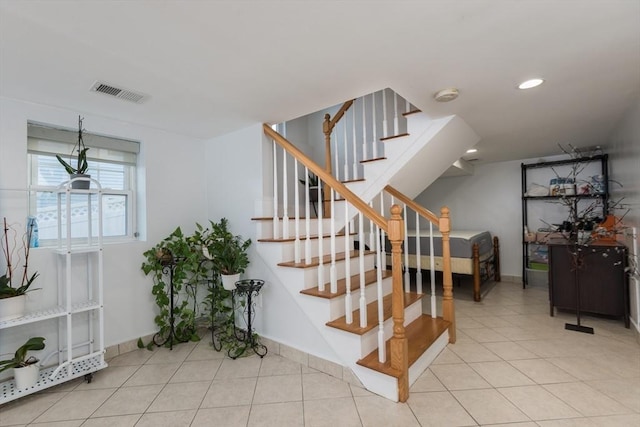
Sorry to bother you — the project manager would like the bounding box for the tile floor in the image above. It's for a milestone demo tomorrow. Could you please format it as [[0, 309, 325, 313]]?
[[1, 281, 639, 426]]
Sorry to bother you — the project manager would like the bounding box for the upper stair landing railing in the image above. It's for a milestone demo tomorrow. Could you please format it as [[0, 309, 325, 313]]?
[[322, 89, 416, 184]]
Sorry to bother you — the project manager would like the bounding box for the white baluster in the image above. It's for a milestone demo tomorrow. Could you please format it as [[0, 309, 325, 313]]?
[[368, 202, 375, 253], [344, 202, 352, 324], [376, 225, 386, 363], [379, 193, 387, 270], [382, 88, 388, 138], [372, 92, 378, 159], [358, 212, 367, 328], [334, 128, 339, 181], [429, 221, 436, 318], [343, 113, 349, 181], [416, 212, 423, 295], [272, 140, 279, 239], [282, 147, 289, 239], [404, 203, 410, 293], [330, 188, 337, 294], [294, 159, 301, 264], [362, 96, 368, 161], [351, 106, 358, 180], [304, 167, 312, 265], [393, 91, 399, 136], [317, 180, 325, 291]]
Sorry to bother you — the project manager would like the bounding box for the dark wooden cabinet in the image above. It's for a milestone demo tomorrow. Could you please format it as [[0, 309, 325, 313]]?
[[548, 241, 629, 327]]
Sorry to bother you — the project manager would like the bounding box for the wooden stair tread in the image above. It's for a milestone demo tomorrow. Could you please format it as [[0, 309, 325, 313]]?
[[252, 216, 317, 221], [326, 292, 423, 335], [300, 269, 392, 299], [277, 250, 373, 268], [380, 133, 409, 142], [356, 314, 450, 378], [360, 157, 387, 164], [403, 109, 421, 116], [258, 231, 355, 243], [341, 178, 366, 184]]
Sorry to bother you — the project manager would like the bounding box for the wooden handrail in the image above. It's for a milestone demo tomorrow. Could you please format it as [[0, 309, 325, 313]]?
[[264, 124, 388, 232], [384, 185, 438, 225]]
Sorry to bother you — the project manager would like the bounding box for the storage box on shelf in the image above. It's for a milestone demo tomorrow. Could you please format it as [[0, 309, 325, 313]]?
[[0, 177, 106, 404]]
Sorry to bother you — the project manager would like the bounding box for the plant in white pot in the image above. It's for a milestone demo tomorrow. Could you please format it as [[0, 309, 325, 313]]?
[[0, 337, 46, 390], [202, 218, 251, 290], [56, 115, 90, 189], [1, 218, 40, 322]]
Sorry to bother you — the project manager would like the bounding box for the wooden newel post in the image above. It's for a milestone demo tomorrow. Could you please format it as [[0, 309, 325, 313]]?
[[439, 206, 456, 343], [322, 113, 332, 217], [388, 204, 409, 402]]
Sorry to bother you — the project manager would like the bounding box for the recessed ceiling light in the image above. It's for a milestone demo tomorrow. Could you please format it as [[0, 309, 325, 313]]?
[[466, 148, 478, 154], [518, 78, 544, 90]]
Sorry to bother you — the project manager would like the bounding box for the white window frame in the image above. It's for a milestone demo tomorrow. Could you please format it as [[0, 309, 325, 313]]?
[[27, 122, 139, 244]]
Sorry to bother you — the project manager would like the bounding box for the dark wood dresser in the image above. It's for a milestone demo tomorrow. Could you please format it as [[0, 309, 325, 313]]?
[[548, 240, 629, 328]]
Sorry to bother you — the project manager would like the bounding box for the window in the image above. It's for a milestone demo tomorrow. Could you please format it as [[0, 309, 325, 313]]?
[[27, 122, 139, 243]]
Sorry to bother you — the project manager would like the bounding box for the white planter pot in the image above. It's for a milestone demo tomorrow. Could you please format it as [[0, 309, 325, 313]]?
[[14, 364, 39, 390], [0, 295, 26, 322], [221, 274, 241, 290]]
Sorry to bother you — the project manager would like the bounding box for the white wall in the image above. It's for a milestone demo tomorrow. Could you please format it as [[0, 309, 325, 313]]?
[[0, 97, 208, 352], [608, 99, 640, 331], [414, 160, 523, 279]]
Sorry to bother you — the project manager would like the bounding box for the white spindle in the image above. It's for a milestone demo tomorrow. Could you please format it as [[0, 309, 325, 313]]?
[[343, 114, 349, 181], [293, 159, 301, 263], [351, 106, 358, 180], [344, 202, 352, 324], [382, 89, 388, 138], [334, 128, 340, 181], [376, 225, 386, 363], [358, 212, 367, 328], [317, 180, 325, 291], [403, 203, 410, 292], [379, 193, 387, 270], [304, 167, 312, 265], [416, 212, 423, 295], [330, 188, 337, 294], [429, 221, 436, 317], [372, 92, 378, 158], [393, 92, 399, 135], [282, 147, 289, 239], [368, 202, 375, 253], [272, 141, 279, 239], [405, 98, 410, 113], [362, 96, 368, 161]]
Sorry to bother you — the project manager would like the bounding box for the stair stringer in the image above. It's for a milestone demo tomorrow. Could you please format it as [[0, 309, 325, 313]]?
[[348, 114, 480, 204]]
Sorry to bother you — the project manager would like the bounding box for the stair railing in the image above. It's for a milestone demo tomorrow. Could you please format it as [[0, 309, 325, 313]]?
[[264, 123, 411, 401], [383, 185, 456, 343], [323, 88, 415, 184]]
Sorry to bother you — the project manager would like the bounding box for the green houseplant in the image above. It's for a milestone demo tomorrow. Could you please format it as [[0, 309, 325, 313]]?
[[201, 218, 251, 290], [1, 218, 39, 321], [0, 337, 45, 389], [56, 115, 90, 189]]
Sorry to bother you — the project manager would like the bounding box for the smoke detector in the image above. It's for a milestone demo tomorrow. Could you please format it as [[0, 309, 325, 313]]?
[[90, 81, 148, 104], [434, 88, 459, 102]]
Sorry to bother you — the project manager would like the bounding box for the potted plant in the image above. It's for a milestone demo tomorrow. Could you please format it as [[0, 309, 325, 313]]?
[[1, 218, 40, 321], [56, 115, 90, 189], [202, 218, 251, 290], [0, 337, 45, 390]]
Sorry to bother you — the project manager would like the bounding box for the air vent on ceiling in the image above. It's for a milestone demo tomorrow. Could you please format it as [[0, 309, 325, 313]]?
[[90, 81, 148, 104]]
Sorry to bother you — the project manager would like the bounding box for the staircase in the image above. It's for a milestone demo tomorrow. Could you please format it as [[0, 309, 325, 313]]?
[[253, 89, 479, 401]]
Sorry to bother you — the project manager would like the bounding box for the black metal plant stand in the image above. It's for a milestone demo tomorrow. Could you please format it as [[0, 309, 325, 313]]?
[[153, 258, 194, 349], [230, 279, 268, 359]]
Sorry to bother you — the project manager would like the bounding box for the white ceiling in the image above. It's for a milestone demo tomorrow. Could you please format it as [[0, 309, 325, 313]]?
[[1, 0, 638, 164]]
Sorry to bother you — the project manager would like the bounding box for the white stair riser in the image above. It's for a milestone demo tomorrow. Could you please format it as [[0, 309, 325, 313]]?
[[327, 276, 393, 319], [351, 364, 398, 402], [408, 330, 448, 386], [255, 217, 334, 240], [259, 235, 354, 263], [299, 255, 377, 289], [323, 297, 423, 361]]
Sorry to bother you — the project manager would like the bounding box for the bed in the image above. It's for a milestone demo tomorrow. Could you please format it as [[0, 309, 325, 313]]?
[[387, 230, 501, 301]]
